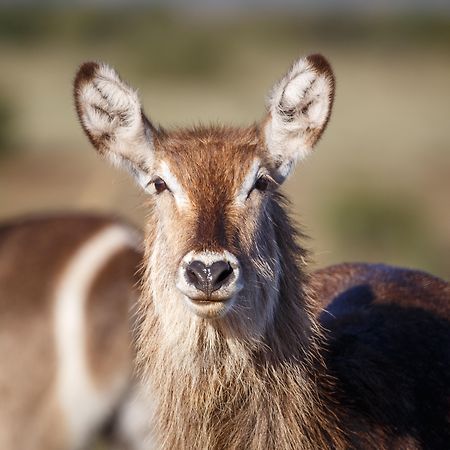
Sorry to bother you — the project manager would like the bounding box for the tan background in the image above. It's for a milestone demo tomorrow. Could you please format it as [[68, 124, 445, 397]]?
[[0, 6, 449, 279]]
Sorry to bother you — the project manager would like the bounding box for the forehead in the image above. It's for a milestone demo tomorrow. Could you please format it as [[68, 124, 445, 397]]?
[[155, 126, 261, 191]]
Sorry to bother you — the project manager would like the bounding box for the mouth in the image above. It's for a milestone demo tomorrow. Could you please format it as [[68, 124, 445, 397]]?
[[184, 295, 235, 318], [190, 298, 221, 304]]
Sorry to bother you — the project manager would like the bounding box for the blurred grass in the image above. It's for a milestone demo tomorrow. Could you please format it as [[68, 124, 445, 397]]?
[[324, 190, 447, 276], [0, 9, 449, 78], [1, 9, 450, 46], [0, 92, 14, 157], [0, 7, 449, 279]]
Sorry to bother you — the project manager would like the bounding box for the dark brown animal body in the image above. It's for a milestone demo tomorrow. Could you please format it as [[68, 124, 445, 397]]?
[[73, 54, 450, 449], [313, 264, 450, 448]]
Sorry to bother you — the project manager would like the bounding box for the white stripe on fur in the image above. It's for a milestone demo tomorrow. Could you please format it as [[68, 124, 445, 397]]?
[[53, 225, 139, 448]]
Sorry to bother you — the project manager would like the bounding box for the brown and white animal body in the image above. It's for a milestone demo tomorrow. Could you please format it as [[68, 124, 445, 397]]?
[[74, 55, 450, 449], [0, 214, 149, 450]]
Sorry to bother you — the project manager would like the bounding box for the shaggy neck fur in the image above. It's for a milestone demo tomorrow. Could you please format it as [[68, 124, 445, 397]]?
[[136, 194, 347, 450]]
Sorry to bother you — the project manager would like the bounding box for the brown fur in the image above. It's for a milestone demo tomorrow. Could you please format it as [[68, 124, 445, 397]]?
[[312, 262, 450, 318], [153, 126, 262, 252], [135, 126, 449, 448], [0, 214, 143, 449], [134, 143, 450, 448], [312, 264, 450, 448], [0, 215, 107, 449], [74, 56, 450, 449], [114, 124, 350, 448]]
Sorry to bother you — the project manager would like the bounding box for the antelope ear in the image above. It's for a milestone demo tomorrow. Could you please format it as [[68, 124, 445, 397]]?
[[263, 54, 335, 181], [74, 62, 155, 188]]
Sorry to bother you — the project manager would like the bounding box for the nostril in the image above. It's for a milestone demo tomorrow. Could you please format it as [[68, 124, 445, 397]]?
[[209, 261, 233, 291], [185, 260, 208, 291], [216, 266, 232, 283]]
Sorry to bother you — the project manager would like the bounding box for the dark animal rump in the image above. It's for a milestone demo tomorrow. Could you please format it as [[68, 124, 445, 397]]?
[[313, 263, 450, 449]]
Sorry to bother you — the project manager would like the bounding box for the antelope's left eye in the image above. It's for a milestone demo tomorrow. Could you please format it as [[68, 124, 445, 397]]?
[[254, 176, 270, 192], [153, 177, 168, 194]]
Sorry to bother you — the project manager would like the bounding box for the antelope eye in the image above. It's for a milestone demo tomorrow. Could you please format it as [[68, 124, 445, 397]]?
[[254, 176, 270, 192], [153, 177, 167, 194]]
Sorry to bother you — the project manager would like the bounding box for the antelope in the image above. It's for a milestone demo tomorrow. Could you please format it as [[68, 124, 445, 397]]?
[[0, 214, 149, 449], [73, 54, 450, 449]]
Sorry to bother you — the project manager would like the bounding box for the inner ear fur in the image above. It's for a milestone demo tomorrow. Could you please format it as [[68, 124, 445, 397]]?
[[263, 54, 335, 181], [74, 61, 156, 186]]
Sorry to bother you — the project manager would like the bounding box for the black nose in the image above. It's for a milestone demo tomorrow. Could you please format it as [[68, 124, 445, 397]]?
[[185, 260, 234, 296]]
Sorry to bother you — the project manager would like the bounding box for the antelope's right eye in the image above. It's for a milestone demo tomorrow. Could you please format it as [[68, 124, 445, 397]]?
[[153, 177, 167, 194]]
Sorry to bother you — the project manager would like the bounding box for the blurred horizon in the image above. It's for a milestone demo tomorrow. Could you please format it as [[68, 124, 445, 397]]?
[[0, 4, 449, 279], [2, 0, 450, 14]]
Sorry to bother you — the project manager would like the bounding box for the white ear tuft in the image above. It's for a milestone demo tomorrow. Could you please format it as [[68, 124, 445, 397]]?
[[74, 62, 155, 188], [263, 54, 335, 180]]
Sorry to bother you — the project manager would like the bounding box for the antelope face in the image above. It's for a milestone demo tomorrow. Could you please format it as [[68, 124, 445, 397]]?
[[74, 55, 335, 320], [145, 129, 277, 318]]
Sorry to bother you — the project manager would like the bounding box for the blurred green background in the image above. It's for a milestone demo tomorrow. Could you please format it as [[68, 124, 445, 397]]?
[[0, 1, 449, 279]]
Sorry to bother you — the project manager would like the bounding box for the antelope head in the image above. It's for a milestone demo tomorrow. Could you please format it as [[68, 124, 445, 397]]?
[[74, 55, 335, 338]]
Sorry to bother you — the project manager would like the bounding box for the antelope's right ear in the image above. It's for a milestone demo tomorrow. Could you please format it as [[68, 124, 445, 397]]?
[[74, 62, 155, 188]]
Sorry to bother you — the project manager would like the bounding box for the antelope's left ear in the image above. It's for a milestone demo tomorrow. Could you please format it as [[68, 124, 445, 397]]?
[[263, 54, 335, 181]]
